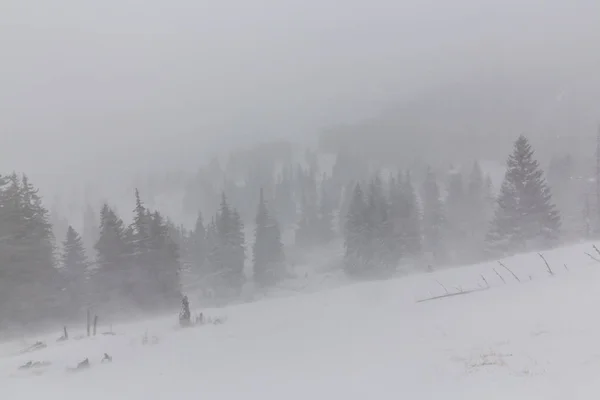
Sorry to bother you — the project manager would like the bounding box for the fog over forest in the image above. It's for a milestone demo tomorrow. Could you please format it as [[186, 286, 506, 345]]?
[[5, 3, 600, 397], [3, 0, 600, 190], [2, 0, 600, 332]]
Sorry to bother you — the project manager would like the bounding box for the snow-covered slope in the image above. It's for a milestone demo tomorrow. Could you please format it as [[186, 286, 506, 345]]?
[[3, 242, 600, 399]]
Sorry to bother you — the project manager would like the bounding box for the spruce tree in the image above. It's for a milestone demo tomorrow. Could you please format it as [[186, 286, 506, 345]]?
[[339, 181, 357, 235], [0, 174, 63, 327], [465, 161, 488, 261], [445, 169, 468, 262], [364, 175, 395, 273], [487, 135, 561, 255], [93, 204, 131, 308], [318, 177, 335, 244], [467, 161, 485, 219], [132, 188, 152, 256], [62, 226, 89, 273], [484, 174, 495, 212], [61, 226, 90, 313], [399, 171, 422, 258], [22, 175, 63, 315], [95, 204, 128, 266], [20, 174, 56, 269], [229, 208, 246, 287], [274, 167, 296, 228], [295, 166, 320, 247], [202, 217, 220, 297], [212, 193, 246, 295], [422, 167, 446, 262], [344, 183, 368, 276], [390, 171, 420, 263], [253, 188, 285, 286], [296, 191, 319, 247], [82, 203, 99, 259], [189, 211, 207, 274], [146, 210, 181, 308]]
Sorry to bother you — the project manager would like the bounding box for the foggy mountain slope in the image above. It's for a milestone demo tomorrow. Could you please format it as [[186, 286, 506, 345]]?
[[4, 0, 600, 187], [4, 241, 600, 399], [320, 72, 600, 166]]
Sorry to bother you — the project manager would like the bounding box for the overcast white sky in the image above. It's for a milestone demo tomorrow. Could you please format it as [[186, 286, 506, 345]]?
[[1, 0, 600, 190]]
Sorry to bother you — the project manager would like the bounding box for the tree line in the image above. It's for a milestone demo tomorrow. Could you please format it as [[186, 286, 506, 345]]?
[[343, 135, 561, 276], [0, 176, 287, 331], [0, 134, 571, 331]]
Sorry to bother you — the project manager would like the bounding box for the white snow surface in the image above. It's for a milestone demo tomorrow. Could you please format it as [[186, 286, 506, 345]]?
[[4, 242, 600, 399]]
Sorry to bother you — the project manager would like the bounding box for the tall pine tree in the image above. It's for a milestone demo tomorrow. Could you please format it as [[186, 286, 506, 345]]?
[[445, 168, 468, 262], [487, 135, 561, 255], [0, 174, 63, 328], [92, 204, 132, 310], [61, 226, 90, 314], [253, 188, 285, 287], [422, 168, 446, 262], [210, 193, 246, 296], [344, 183, 368, 276], [399, 171, 422, 259]]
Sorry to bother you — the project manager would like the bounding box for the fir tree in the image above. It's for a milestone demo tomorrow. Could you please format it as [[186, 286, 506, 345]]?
[[62, 226, 89, 273], [20, 174, 56, 269], [344, 183, 368, 276], [92, 204, 132, 308], [253, 188, 285, 286], [339, 181, 357, 235], [318, 176, 335, 244], [487, 135, 561, 255], [95, 204, 128, 266], [484, 174, 495, 211], [146, 210, 181, 308], [274, 167, 296, 228], [179, 295, 191, 327], [229, 209, 246, 287], [82, 203, 99, 259], [189, 211, 207, 274], [399, 171, 422, 258], [132, 188, 151, 256], [465, 161, 489, 261], [445, 169, 468, 262], [211, 193, 246, 296], [362, 176, 394, 272], [295, 171, 320, 248], [0, 174, 63, 327], [61, 226, 90, 313], [422, 167, 445, 262], [467, 161, 485, 218]]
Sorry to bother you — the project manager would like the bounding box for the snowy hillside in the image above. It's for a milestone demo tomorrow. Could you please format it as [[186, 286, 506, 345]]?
[[4, 242, 600, 399]]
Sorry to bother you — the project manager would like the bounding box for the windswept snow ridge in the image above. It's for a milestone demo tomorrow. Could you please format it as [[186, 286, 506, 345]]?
[[3, 243, 600, 399]]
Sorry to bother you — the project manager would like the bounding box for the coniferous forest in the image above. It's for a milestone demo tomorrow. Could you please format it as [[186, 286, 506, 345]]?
[[4, 133, 600, 334]]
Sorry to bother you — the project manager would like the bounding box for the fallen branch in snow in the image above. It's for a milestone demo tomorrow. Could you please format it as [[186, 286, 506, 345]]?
[[417, 288, 488, 303], [584, 252, 600, 263], [66, 358, 90, 373], [435, 280, 449, 294], [538, 253, 554, 276], [594, 245, 600, 257], [493, 268, 506, 284], [498, 261, 520, 282], [564, 264, 569, 271], [20, 341, 47, 354], [18, 360, 51, 370], [480, 274, 490, 288]]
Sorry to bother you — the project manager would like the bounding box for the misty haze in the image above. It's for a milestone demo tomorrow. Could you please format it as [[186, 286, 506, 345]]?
[[3, 0, 600, 398]]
